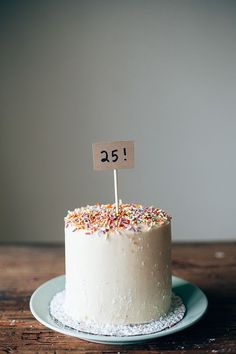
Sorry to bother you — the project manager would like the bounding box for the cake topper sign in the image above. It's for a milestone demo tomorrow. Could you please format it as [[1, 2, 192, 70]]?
[[92, 141, 134, 213], [92, 141, 134, 170]]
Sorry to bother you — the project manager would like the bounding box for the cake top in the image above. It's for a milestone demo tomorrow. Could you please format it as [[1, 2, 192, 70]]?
[[65, 203, 171, 235]]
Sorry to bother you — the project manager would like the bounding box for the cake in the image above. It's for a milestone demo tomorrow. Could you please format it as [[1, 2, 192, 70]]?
[[64, 203, 172, 325]]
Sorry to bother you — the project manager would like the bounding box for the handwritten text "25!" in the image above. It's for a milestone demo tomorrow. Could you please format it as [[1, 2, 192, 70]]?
[[92, 141, 134, 170]]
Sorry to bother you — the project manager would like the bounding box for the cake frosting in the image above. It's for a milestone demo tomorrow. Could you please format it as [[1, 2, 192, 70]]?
[[64, 203, 172, 325]]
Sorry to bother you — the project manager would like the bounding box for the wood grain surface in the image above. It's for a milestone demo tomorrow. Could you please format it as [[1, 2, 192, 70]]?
[[0, 243, 235, 354]]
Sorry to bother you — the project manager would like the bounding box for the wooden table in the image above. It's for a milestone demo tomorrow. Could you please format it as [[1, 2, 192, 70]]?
[[0, 243, 235, 353]]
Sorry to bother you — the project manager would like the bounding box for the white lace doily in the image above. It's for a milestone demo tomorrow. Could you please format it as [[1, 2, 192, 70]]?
[[50, 291, 185, 337]]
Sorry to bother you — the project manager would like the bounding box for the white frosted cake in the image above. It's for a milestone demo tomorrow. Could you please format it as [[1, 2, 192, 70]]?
[[64, 203, 172, 325]]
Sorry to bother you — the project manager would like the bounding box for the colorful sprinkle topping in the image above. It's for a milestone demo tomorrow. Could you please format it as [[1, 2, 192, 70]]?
[[65, 203, 171, 235]]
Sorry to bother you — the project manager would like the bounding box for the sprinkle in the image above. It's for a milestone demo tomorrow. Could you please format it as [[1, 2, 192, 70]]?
[[65, 203, 171, 235]]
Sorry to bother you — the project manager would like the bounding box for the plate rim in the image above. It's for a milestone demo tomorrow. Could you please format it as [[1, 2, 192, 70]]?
[[30, 275, 208, 344]]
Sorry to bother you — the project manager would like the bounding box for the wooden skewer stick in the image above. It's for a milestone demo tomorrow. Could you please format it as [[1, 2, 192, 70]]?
[[113, 169, 119, 214]]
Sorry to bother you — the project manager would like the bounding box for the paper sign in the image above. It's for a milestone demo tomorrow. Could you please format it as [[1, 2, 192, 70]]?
[[92, 141, 134, 170]]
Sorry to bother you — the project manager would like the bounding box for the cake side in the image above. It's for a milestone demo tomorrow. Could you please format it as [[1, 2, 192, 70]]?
[[64, 203, 172, 325]]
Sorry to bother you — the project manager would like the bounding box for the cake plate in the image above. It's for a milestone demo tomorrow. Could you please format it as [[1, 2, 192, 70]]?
[[30, 275, 208, 345]]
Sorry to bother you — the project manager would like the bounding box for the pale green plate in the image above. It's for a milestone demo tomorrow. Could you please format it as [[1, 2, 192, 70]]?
[[30, 275, 208, 345]]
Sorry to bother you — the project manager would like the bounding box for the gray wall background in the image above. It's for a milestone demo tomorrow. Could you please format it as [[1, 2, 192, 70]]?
[[1, 0, 236, 243]]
